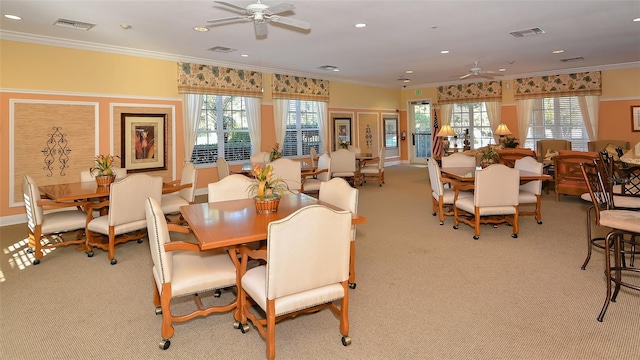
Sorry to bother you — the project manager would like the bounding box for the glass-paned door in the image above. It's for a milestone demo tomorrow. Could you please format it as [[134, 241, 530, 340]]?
[[409, 101, 431, 164]]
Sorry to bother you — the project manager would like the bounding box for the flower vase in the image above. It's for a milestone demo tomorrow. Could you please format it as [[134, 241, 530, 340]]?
[[95, 175, 116, 187], [253, 196, 280, 214], [480, 159, 496, 169]]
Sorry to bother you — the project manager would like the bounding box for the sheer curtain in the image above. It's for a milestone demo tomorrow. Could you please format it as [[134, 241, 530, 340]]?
[[273, 99, 289, 146], [440, 104, 453, 126], [181, 93, 203, 164], [316, 102, 327, 153], [516, 99, 536, 146], [578, 95, 599, 141], [246, 97, 262, 155], [485, 101, 502, 143]]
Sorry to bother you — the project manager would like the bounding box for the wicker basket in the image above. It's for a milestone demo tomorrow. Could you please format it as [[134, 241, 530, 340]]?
[[253, 196, 280, 214], [95, 175, 116, 187]]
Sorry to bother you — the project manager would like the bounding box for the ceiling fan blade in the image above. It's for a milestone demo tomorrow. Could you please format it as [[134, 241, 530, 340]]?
[[478, 74, 495, 79], [206, 16, 249, 25], [459, 73, 472, 79], [269, 15, 311, 30], [255, 21, 268, 36], [214, 1, 247, 13], [266, 2, 296, 15]]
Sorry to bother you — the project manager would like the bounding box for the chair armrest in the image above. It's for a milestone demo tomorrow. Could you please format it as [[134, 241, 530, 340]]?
[[164, 180, 180, 187], [164, 241, 201, 252], [162, 182, 192, 194], [301, 168, 328, 180], [85, 200, 110, 221], [38, 199, 89, 210], [167, 223, 192, 234]]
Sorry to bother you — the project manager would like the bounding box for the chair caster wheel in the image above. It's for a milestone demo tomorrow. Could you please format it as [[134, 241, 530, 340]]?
[[159, 339, 170, 350], [240, 323, 250, 333], [33, 259, 40, 265], [87, 251, 94, 257], [511, 234, 518, 238], [439, 221, 444, 225], [432, 212, 437, 216], [155, 306, 162, 315], [341, 336, 352, 346], [348, 282, 356, 289], [138, 239, 144, 243], [453, 226, 458, 230], [110, 259, 117, 265], [233, 321, 241, 329], [493, 225, 498, 228], [537, 220, 543, 224], [26, 248, 34, 254], [473, 235, 479, 240], [214, 289, 222, 297]]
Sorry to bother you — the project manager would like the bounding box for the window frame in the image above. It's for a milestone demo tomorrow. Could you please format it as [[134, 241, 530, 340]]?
[[282, 100, 321, 158], [525, 96, 588, 152], [450, 102, 494, 150]]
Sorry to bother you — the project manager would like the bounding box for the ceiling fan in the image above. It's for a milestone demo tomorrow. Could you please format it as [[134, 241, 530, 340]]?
[[458, 61, 501, 79], [207, 0, 311, 37]]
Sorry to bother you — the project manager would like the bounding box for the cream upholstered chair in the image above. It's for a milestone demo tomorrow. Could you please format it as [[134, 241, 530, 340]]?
[[216, 157, 230, 180], [587, 140, 630, 153], [301, 153, 331, 195], [22, 175, 88, 265], [441, 152, 476, 168], [348, 145, 361, 154], [86, 174, 163, 265], [453, 164, 520, 240], [319, 177, 359, 288], [497, 148, 537, 168], [161, 163, 197, 221], [80, 167, 127, 182], [250, 152, 270, 165], [237, 205, 353, 360], [514, 156, 544, 224], [360, 147, 385, 187], [145, 197, 237, 350], [330, 148, 357, 186], [309, 146, 318, 168], [536, 139, 571, 163], [208, 174, 254, 202], [270, 157, 301, 193], [427, 158, 472, 225]]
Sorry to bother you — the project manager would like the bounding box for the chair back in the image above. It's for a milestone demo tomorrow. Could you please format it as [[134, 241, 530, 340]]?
[[179, 162, 197, 202], [514, 156, 543, 195], [319, 177, 358, 241], [266, 205, 352, 300], [108, 174, 163, 226], [23, 175, 44, 230], [580, 160, 613, 226], [309, 147, 318, 167], [536, 139, 571, 162], [208, 174, 254, 202], [330, 149, 356, 174], [348, 145, 361, 154], [587, 140, 631, 153], [217, 157, 230, 180], [315, 153, 332, 182], [250, 152, 270, 165], [474, 164, 519, 207], [145, 197, 173, 285], [270, 158, 301, 192], [441, 153, 476, 168], [427, 158, 444, 197]]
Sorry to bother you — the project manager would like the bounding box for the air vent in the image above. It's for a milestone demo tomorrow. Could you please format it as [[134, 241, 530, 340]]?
[[560, 56, 585, 63], [208, 46, 235, 53], [53, 18, 95, 31], [509, 27, 545, 38]]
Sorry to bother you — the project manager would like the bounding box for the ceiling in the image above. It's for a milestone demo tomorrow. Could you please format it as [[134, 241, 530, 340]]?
[[1, 1, 639, 89]]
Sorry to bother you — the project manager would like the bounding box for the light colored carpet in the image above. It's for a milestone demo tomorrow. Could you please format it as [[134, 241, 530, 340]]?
[[1, 165, 638, 359]]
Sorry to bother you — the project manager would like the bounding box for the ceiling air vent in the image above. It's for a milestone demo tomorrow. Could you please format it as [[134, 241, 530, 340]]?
[[53, 18, 95, 31], [509, 27, 545, 38], [560, 56, 585, 63], [208, 46, 235, 53]]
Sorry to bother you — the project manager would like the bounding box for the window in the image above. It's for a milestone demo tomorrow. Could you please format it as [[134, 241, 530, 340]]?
[[450, 102, 493, 149], [282, 100, 321, 157], [524, 97, 588, 151], [190, 95, 251, 165]]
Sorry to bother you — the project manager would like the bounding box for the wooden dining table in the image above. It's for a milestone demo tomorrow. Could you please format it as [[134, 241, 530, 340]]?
[[441, 166, 551, 184], [233, 161, 317, 177]]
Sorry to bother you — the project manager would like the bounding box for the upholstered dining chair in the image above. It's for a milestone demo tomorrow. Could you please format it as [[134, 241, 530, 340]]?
[[216, 157, 230, 180], [250, 152, 270, 165], [237, 205, 353, 360], [514, 156, 544, 224], [319, 177, 359, 289], [161, 162, 197, 222], [587, 140, 631, 153], [330, 148, 357, 186], [80, 167, 127, 182], [22, 175, 88, 265], [270, 157, 302, 193], [145, 197, 237, 350], [428, 158, 472, 225], [497, 148, 537, 168], [360, 147, 385, 187], [85, 173, 163, 265], [579, 161, 640, 322], [453, 164, 520, 240], [441, 152, 476, 168], [536, 139, 571, 163], [309, 146, 318, 168], [208, 174, 254, 202], [300, 153, 331, 195]]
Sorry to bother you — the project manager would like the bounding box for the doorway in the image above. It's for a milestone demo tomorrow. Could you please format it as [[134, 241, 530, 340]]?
[[408, 101, 432, 164]]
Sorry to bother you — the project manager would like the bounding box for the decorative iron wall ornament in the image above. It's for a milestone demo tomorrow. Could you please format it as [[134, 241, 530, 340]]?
[[41, 127, 72, 177]]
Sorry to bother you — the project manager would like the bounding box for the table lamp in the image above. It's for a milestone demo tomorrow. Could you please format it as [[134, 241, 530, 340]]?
[[494, 123, 512, 145], [436, 124, 457, 155]]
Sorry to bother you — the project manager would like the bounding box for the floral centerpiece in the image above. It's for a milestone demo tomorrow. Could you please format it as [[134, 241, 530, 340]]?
[[247, 164, 290, 213], [477, 145, 500, 168], [269, 143, 282, 162], [90, 154, 120, 186], [338, 138, 351, 150]]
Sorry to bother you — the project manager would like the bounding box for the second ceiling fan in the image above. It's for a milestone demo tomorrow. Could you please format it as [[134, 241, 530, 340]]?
[[459, 61, 501, 79]]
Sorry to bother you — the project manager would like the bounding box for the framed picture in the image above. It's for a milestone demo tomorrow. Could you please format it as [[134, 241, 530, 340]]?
[[121, 113, 167, 172], [334, 117, 351, 150], [632, 105, 640, 132], [384, 118, 398, 149]]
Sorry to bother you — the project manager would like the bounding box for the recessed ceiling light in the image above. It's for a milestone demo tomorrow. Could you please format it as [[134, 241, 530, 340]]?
[[440, 50, 450, 54], [406, 70, 413, 74], [499, 68, 506, 72], [120, 24, 132, 30], [430, 25, 438, 29], [552, 49, 565, 54], [241, 54, 249, 57], [4, 14, 22, 20], [355, 23, 366, 28], [403, 79, 410, 83], [333, 68, 340, 72], [193, 26, 209, 32], [633, 17, 640, 22]]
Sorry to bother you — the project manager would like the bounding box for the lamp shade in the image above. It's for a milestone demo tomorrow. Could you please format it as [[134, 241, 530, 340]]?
[[436, 124, 457, 137], [494, 123, 513, 136]]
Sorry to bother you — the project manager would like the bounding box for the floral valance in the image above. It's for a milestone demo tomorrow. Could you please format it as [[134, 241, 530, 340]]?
[[513, 71, 601, 100], [437, 81, 502, 105], [272, 74, 329, 102], [177, 62, 263, 97]]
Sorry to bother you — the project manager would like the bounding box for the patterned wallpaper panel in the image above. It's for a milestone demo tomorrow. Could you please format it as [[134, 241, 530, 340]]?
[[514, 71, 601, 99], [437, 81, 502, 105], [177, 62, 263, 97], [272, 74, 330, 101]]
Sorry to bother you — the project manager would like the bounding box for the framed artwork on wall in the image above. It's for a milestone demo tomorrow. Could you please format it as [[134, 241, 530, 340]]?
[[121, 113, 167, 172], [384, 118, 398, 149], [334, 117, 352, 150], [632, 105, 640, 132]]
